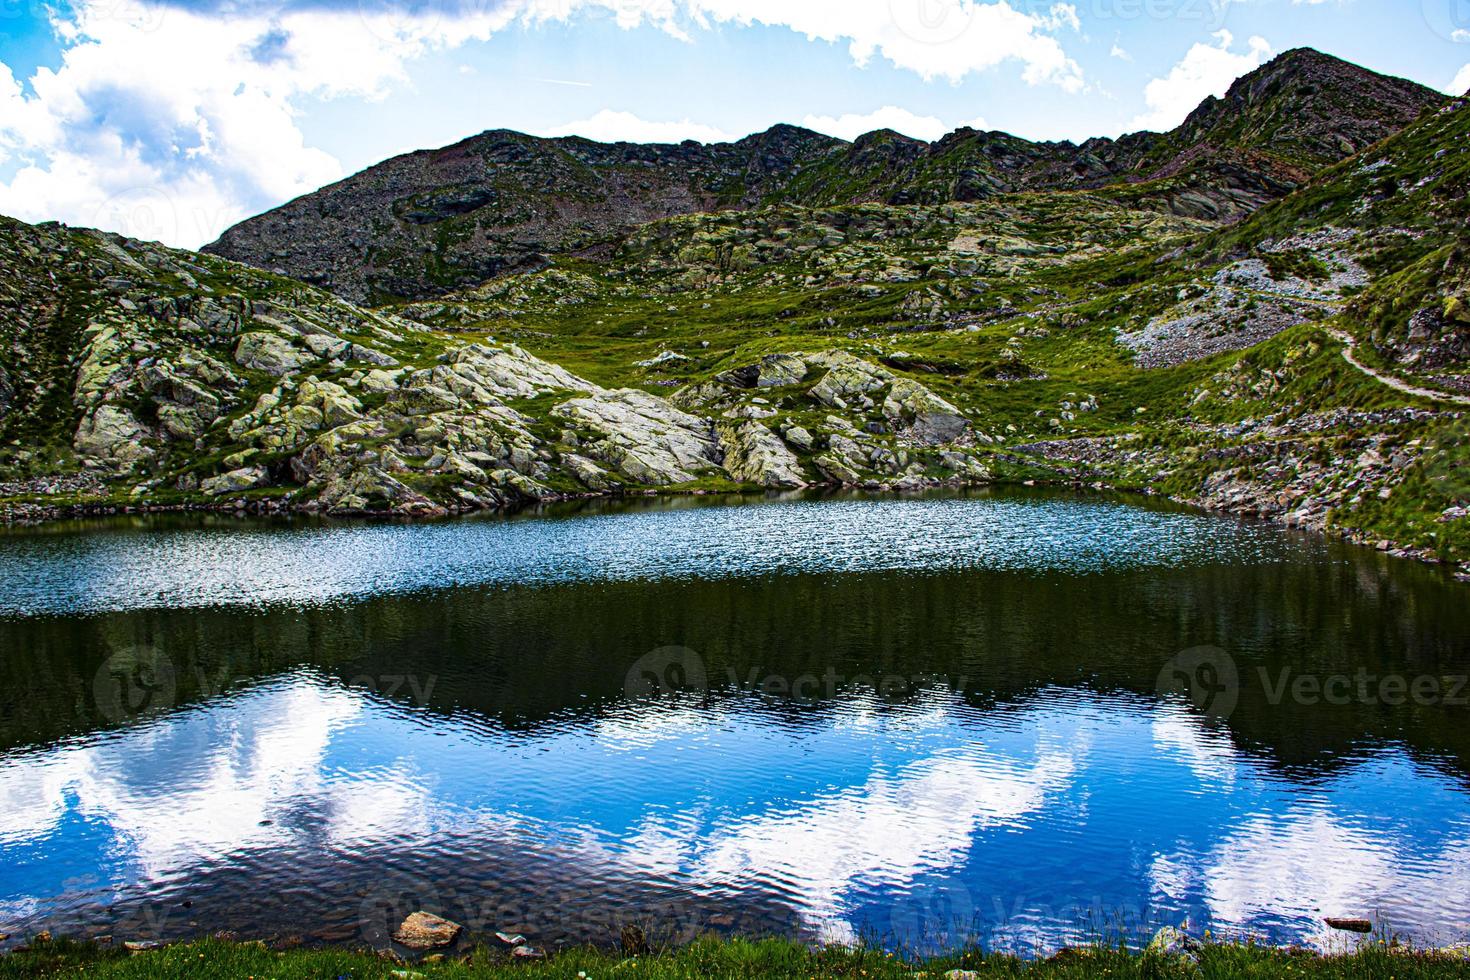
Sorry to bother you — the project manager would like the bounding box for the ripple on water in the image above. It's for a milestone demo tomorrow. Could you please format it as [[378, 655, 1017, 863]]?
[[2, 672, 1468, 952], [0, 493, 1300, 616]]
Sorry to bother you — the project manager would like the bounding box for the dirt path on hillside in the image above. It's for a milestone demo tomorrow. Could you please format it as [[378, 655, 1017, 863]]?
[[1325, 328, 1470, 406]]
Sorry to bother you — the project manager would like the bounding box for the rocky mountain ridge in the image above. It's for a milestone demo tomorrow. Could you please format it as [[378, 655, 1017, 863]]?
[[204, 49, 1445, 304]]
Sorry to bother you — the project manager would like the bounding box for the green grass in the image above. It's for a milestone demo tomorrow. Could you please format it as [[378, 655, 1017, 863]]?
[[5, 935, 1470, 980]]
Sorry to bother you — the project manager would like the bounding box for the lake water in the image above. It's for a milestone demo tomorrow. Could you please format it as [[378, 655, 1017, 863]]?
[[1, 489, 1467, 955]]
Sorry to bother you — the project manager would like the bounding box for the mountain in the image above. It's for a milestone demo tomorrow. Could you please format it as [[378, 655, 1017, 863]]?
[[204, 125, 849, 305], [2, 53, 1467, 577], [204, 49, 1445, 305]]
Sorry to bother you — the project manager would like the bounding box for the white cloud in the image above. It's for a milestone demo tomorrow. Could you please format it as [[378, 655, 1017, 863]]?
[[1454, 29, 1470, 43], [1131, 29, 1273, 133], [0, 0, 528, 247], [687, 0, 1084, 89], [1448, 63, 1470, 96], [0, 0, 1087, 248], [1110, 42, 1132, 62], [801, 105, 987, 142], [537, 109, 734, 144]]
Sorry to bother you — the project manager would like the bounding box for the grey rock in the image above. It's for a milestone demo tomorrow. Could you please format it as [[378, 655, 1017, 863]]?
[[719, 421, 808, 488], [233, 332, 314, 376], [200, 466, 269, 495], [553, 388, 720, 485], [392, 911, 461, 950]]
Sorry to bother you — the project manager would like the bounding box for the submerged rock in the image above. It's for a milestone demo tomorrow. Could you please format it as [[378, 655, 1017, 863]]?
[[1324, 917, 1374, 933]]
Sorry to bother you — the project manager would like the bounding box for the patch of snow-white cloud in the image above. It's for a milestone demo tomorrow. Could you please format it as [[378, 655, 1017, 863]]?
[[1130, 30, 1274, 133], [0, 0, 524, 246], [1447, 63, 1470, 96], [687, 0, 1084, 89]]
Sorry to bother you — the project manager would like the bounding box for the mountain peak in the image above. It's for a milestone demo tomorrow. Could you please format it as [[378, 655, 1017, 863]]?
[[1171, 46, 1445, 166], [204, 48, 1448, 303]]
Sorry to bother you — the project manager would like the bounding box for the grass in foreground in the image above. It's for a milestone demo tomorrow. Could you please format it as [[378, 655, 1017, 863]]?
[[4, 935, 1470, 979]]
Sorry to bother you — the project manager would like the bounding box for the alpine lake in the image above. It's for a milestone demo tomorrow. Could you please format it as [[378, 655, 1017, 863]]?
[[1, 488, 1467, 956]]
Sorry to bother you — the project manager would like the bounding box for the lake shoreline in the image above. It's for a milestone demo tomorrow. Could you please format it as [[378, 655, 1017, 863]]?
[[4, 932, 1470, 979]]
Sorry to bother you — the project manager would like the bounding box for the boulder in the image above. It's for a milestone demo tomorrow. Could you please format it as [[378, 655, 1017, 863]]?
[[717, 352, 808, 388], [200, 466, 269, 495], [315, 465, 444, 517], [234, 332, 314, 376], [782, 425, 815, 451], [755, 353, 809, 387], [883, 379, 968, 446], [444, 343, 595, 401], [553, 388, 720, 485], [814, 453, 861, 485], [74, 406, 152, 466], [156, 403, 211, 440], [296, 379, 363, 428], [807, 352, 891, 409], [719, 421, 809, 488], [392, 912, 461, 950], [940, 451, 991, 482], [360, 368, 405, 394], [561, 453, 619, 491]]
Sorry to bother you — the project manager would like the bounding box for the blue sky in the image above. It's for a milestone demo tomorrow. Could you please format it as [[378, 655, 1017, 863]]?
[[1, 0, 1468, 248]]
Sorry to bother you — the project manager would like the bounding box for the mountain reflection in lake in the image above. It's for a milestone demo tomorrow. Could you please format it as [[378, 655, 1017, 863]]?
[[1, 490, 1467, 954]]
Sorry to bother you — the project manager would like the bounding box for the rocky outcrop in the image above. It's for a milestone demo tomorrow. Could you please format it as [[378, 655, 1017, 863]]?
[[806, 351, 893, 410], [74, 406, 152, 468], [882, 379, 968, 446], [553, 389, 721, 485], [716, 353, 809, 389], [718, 421, 809, 488], [234, 331, 315, 376]]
